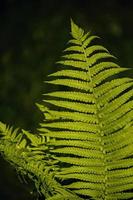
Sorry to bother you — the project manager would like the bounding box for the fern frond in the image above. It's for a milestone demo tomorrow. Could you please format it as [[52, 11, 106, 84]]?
[[41, 121, 98, 132], [40, 20, 133, 200], [98, 81, 133, 106], [102, 90, 133, 118], [62, 53, 86, 61], [68, 39, 81, 45], [44, 91, 95, 103], [44, 131, 100, 141], [47, 110, 98, 123], [0, 20, 133, 200], [48, 139, 101, 150], [59, 166, 104, 175], [93, 67, 127, 86], [106, 125, 133, 141], [85, 45, 109, 56], [95, 77, 132, 97], [66, 181, 103, 190], [46, 79, 92, 91], [0, 121, 21, 142], [56, 172, 104, 182], [85, 52, 116, 67], [70, 19, 84, 40], [48, 69, 89, 81], [52, 156, 104, 167], [43, 99, 97, 113], [64, 45, 84, 53], [57, 60, 87, 70]]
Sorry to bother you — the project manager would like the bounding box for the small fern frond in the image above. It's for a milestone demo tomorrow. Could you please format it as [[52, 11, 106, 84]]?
[[0, 121, 21, 142], [46, 110, 98, 123], [43, 99, 97, 113], [48, 69, 89, 81], [70, 19, 84, 40], [44, 91, 95, 103], [46, 79, 92, 91], [44, 131, 100, 142]]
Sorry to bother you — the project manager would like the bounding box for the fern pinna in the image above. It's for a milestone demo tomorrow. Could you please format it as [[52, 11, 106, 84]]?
[[0, 20, 133, 200]]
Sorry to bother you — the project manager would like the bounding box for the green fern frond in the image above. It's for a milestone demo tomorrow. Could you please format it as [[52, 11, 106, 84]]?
[[46, 110, 98, 123], [0, 121, 21, 142], [48, 139, 101, 150], [44, 91, 95, 103], [44, 131, 100, 141], [40, 20, 133, 200], [53, 156, 104, 167], [43, 99, 97, 113], [0, 19, 133, 200], [46, 78, 92, 91], [48, 69, 89, 81]]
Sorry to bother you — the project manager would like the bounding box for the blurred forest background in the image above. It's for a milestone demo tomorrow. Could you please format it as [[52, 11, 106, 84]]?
[[0, 0, 133, 199]]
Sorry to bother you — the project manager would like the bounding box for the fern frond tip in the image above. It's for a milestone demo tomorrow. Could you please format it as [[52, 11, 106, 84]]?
[[70, 19, 84, 40]]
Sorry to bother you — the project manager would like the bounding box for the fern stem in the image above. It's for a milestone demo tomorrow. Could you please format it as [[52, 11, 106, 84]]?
[[79, 37, 108, 199]]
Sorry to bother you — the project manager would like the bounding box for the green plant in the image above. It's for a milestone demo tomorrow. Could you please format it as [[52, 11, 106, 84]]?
[[0, 20, 133, 200]]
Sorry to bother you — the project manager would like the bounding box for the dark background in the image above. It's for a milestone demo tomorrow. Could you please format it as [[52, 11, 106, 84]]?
[[0, 0, 133, 199]]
